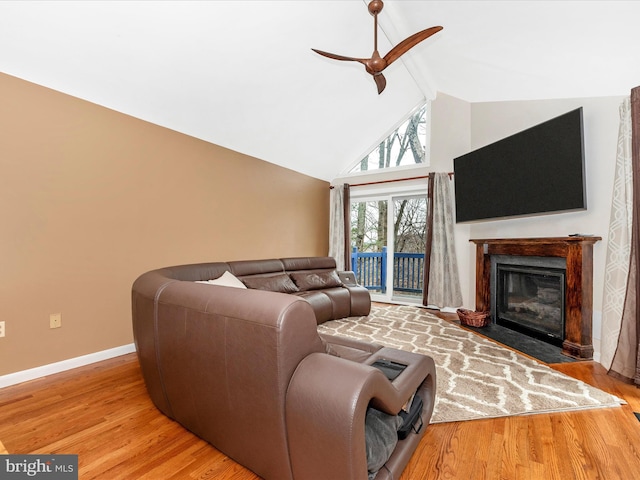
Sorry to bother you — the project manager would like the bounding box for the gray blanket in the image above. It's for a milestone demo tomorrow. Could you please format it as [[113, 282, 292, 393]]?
[[365, 408, 402, 479]]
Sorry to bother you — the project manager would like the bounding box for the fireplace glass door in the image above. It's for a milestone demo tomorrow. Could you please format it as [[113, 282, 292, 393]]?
[[495, 265, 565, 345]]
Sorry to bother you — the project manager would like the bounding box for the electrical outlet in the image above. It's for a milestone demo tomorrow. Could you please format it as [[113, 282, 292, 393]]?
[[0, 321, 5, 337], [50, 313, 62, 329]]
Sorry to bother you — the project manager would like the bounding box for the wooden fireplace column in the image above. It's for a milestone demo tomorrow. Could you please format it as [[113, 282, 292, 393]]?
[[470, 236, 601, 360]]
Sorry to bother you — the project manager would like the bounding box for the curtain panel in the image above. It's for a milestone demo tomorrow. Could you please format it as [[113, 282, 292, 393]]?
[[601, 98, 633, 370], [422, 172, 463, 308], [329, 184, 351, 271], [608, 86, 640, 385]]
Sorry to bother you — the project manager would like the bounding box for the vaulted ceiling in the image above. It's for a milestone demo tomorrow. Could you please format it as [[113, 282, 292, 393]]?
[[1, 1, 639, 181]]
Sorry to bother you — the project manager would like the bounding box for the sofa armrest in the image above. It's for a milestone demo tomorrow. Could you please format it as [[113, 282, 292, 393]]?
[[337, 271, 372, 316], [338, 270, 359, 286], [286, 353, 391, 480], [286, 351, 435, 480]]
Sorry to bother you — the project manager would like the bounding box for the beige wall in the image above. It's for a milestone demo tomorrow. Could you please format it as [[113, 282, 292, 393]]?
[[0, 73, 329, 376]]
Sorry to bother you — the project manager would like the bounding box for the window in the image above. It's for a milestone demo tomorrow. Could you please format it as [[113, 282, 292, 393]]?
[[347, 103, 429, 174]]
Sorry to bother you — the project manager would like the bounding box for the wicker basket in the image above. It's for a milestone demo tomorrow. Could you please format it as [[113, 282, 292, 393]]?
[[456, 308, 491, 328]]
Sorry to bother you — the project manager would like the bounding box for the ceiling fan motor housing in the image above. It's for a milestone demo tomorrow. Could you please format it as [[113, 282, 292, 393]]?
[[367, 54, 387, 74]]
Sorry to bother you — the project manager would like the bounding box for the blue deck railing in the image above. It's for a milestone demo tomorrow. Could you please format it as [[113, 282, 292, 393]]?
[[351, 247, 424, 294]]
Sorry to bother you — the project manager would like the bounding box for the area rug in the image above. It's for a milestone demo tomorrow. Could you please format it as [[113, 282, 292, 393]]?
[[317, 304, 623, 424]]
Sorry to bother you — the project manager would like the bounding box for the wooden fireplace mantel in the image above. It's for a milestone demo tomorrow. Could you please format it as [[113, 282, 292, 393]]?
[[470, 236, 601, 359]]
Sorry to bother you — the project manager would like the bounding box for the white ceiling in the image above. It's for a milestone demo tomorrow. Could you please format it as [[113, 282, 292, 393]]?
[[1, 1, 639, 181]]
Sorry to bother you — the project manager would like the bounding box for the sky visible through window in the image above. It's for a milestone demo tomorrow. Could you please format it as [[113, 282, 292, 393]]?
[[348, 103, 428, 173]]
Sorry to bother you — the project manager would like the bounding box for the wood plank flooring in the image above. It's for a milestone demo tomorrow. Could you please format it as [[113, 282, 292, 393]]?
[[1, 330, 640, 479]]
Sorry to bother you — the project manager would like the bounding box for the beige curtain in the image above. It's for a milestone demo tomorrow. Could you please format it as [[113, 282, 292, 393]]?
[[601, 97, 633, 369], [422, 172, 463, 308], [329, 184, 351, 270], [608, 86, 640, 385]]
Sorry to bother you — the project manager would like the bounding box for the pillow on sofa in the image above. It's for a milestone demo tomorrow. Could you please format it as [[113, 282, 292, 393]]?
[[196, 271, 247, 289], [242, 274, 299, 293], [290, 270, 342, 291]]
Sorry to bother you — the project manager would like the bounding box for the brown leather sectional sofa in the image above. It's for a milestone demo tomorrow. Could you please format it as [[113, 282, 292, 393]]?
[[132, 257, 437, 480], [137, 256, 371, 324]]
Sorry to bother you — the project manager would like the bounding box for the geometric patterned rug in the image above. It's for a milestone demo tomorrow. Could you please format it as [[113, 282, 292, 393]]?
[[318, 304, 624, 424]]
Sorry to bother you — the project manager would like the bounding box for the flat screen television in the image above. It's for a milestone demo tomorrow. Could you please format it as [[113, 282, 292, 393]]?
[[453, 107, 586, 223]]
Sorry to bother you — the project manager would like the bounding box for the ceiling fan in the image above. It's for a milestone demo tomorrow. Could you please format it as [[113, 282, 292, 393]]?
[[312, 0, 442, 94]]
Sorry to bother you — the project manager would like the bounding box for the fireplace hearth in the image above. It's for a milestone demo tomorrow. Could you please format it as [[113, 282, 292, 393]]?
[[491, 255, 566, 346], [471, 236, 601, 360]]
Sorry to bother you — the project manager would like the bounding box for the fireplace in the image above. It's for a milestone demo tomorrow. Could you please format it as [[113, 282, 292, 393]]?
[[491, 255, 566, 346], [471, 237, 601, 359]]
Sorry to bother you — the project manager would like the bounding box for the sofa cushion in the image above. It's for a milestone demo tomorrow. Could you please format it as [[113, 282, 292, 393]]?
[[196, 271, 247, 289], [322, 287, 351, 319], [242, 274, 299, 293], [281, 256, 336, 271], [290, 270, 342, 292], [228, 259, 285, 277], [292, 291, 333, 324]]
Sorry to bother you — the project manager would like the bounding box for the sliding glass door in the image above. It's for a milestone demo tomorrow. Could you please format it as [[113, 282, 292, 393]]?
[[350, 193, 427, 303], [391, 196, 427, 300]]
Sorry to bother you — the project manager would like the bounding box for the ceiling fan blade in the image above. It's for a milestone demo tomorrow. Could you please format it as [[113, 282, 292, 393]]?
[[311, 48, 367, 64], [383, 26, 443, 67], [374, 73, 386, 94], [311, 1, 442, 94]]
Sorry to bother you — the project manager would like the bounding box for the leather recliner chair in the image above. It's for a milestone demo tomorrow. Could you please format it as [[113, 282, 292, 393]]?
[[132, 265, 436, 480]]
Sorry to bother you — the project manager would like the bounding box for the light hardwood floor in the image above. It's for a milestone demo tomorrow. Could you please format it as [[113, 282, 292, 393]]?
[[1, 325, 640, 479]]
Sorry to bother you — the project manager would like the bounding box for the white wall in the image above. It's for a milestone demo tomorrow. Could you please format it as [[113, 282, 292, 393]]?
[[431, 93, 628, 360], [430, 93, 473, 308]]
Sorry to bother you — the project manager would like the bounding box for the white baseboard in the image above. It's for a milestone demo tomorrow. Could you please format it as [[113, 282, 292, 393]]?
[[0, 343, 137, 389]]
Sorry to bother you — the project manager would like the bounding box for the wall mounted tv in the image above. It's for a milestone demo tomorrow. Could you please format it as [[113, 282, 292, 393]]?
[[453, 107, 586, 223]]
